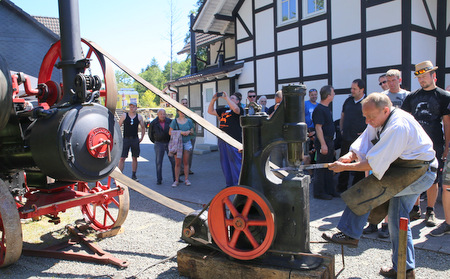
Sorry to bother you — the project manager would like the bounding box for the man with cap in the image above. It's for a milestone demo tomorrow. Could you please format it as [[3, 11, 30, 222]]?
[[118, 101, 145, 181], [401, 61, 450, 227]]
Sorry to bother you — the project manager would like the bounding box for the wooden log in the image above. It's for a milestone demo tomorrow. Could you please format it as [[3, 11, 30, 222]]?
[[177, 246, 334, 279]]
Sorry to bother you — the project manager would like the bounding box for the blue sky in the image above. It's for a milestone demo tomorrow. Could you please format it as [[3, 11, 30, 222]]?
[[11, 0, 198, 73]]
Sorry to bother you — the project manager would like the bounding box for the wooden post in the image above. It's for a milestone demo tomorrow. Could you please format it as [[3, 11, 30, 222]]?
[[397, 217, 408, 279]]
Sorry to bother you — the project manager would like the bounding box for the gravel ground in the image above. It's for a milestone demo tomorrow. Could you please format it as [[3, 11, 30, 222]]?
[[2, 138, 449, 278]]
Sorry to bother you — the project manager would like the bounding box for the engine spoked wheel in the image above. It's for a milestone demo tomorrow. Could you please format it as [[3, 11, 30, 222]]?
[[38, 38, 117, 112], [0, 179, 23, 268], [208, 186, 276, 260], [77, 176, 129, 231]]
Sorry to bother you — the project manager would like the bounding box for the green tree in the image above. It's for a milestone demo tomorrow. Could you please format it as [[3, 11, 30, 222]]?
[[133, 58, 167, 106], [163, 59, 190, 81], [115, 70, 133, 89]]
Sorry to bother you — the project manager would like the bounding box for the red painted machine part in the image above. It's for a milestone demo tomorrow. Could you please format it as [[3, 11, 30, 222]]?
[[208, 186, 276, 260], [38, 39, 117, 112], [86, 127, 113, 159]]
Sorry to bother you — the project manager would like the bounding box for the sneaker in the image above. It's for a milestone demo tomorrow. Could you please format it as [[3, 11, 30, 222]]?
[[363, 224, 378, 234], [425, 210, 437, 227], [322, 231, 359, 248], [172, 181, 179, 187], [409, 207, 421, 221], [189, 170, 194, 175], [378, 223, 389, 238], [132, 175, 139, 182], [185, 179, 191, 186], [156, 181, 162, 185], [429, 222, 450, 237]]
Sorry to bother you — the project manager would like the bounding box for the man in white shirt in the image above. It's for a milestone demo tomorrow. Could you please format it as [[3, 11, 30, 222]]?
[[322, 93, 436, 278]]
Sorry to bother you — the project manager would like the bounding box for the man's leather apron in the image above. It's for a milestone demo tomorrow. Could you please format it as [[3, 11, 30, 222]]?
[[341, 158, 430, 224]]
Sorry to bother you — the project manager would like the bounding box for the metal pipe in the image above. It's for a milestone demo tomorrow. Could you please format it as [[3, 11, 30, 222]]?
[[58, 0, 83, 103]]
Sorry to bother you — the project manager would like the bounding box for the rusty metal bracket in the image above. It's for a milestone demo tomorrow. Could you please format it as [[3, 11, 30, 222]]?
[[22, 225, 128, 268]]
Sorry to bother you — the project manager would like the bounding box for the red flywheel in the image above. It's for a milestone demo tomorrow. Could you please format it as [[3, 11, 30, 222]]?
[[208, 186, 276, 260]]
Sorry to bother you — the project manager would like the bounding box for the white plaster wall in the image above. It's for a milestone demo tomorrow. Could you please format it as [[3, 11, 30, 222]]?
[[256, 57, 275, 94], [277, 52, 299, 80], [237, 40, 254, 60], [303, 46, 327, 77], [236, 20, 247, 41], [239, 0, 253, 37], [277, 28, 299, 51], [302, 20, 327, 45], [332, 94, 347, 121], [238, 61, 254, 85], [209, 42, 221, 65], [411, 31, 436, 66], [255, 8, 274, 55], [366, 32, 402, 68], [331, 0, 360, 39], [255, 0, 272, 9], [366, 0, 401, 31], [332, 40, 361, 89], [366, 73, 387, 95], [225, 37, 236, 59], [448, 0, 450, 27], [410, 71, 422, 92], [445, 74, 450, 89], [412, 0, 436, 30], [446, 37, 450, 68]]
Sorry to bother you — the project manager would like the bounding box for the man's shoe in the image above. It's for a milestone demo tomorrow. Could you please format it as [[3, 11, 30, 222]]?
[[409, 207, 421, 221], [189, 170, 194, 175], [132, 175, 139, 182], [425, 210, 437, 227], [171, 181, 179, 187], [314, 194, 332, 200], [378, 223, 389, 238], [429, 222, 450, 237], [185, 179, 191, 186], [362, 224, 378, 234], [379, 266, 415, 278], [321, 232, 359, 248], [156, 181, 162, 185]]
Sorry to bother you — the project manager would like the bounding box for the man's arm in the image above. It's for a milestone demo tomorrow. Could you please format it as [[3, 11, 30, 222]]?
[[138, 115, 145, 142], [208, 95, 219, 118], [118, 113, 126, 126], [315, 123, 328, 155], [443, 114, 450, 159], [328, 159, 372, 173]]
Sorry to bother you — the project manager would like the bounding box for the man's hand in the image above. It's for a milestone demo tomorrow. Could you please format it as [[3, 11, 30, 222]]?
[[328, 161, 348, 173], [320, 145, 328, 155]]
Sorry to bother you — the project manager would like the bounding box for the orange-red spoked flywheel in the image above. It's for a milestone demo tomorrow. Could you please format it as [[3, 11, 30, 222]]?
[[208, 186, 276, 260]]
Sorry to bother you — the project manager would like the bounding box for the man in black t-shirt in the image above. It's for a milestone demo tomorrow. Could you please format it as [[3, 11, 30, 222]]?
[[401, 60, 450, 227], [208, 91, 244, 187], [312, 85, 338, 200], [337, 79, 367, 192]]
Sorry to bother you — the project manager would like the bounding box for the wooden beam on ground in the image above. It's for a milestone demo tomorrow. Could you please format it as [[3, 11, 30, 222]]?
[[110, 169, 195, 215]]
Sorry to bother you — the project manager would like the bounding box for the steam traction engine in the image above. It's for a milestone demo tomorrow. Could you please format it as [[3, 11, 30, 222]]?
[[0, 1, 129, 267]]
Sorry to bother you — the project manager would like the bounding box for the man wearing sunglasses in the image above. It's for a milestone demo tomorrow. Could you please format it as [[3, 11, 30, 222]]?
[[378, 74, 389, 91], [401, 61, 450, 227], [118, 101, 145, 181], [246, 90, 257, 115]]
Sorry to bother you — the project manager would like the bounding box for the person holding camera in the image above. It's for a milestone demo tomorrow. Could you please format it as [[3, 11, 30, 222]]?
[[207, 91, 244, 187]]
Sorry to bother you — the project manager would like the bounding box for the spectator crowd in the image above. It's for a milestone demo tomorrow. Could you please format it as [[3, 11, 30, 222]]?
[[118, 60, 450, 279]]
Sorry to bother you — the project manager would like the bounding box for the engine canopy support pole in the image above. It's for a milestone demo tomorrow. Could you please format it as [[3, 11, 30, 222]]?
[[58, 0, 83, 104]]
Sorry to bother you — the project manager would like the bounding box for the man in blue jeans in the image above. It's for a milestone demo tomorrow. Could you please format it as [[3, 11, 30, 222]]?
[[323, 93, 436, 279], [149, 109, 175, 185]]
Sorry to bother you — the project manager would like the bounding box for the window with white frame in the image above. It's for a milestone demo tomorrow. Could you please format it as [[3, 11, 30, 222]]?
[[303, 0, 326, 19], [278, 0, 298, 25]]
